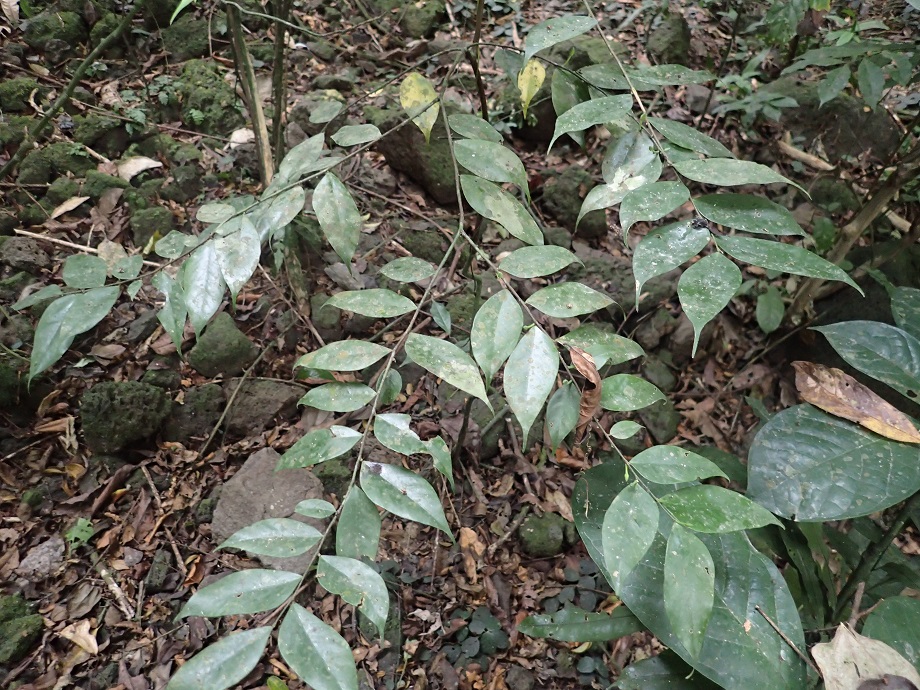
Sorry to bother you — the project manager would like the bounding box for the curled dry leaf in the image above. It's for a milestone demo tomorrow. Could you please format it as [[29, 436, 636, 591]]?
[[569, 346, 601, 442], [51, 196, 90, 219], [792, 361, 920, 444]]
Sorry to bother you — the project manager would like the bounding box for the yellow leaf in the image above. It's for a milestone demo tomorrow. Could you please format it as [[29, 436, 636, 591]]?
[[399, 73, 439, 144], [518, 59, 546, 119]]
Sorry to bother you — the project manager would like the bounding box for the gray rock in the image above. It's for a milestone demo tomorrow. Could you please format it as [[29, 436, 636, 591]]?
[[80, 381, 172, 453], [0, 612, 43, 665], [15, 535, 65, 581], [0, 237, 50, 273], [506, 665, 535, 690], [211, 448, 326, 572], [372, 0, 445, 38], [648, 12, 692, 66], [289, 90, 347, 138], [643, 355, 677, 393], [639, 398, 680, 444], [669, 312, 713, 366], [541, 168, 607, 240], [144, 549, 172, 593], [634, 308, 678, 352], [223, 379, 301, 435], [518, 513, 573, 558], [187, 312, 258, 378], [162, 384, 225, 443]]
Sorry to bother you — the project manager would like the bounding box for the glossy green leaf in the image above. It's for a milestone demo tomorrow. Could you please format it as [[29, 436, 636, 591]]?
[[336, 487, 380, 560], [526, 283, 613, 318], [153, 273, 186, 352], [649, 117, 732, 158], [748, 404, 920, 520], [498, 245, 580, 278], [277, 426, 362, 469], [719, 235, 860, 292], [377, 369, 402, 406], [522, 15, 597, 63], [470, 289, 523, 382], [694, 194, 804, 236], [325, 289, 415, 318], [295, 341, 390, 372], [361, 462, 452, 537], [314, 172, 361, 265], [113, 255, 143, 280], [278, 604, 358, 690], [630, 446, 727, 484], [603, 131, 657, 184], [818, 65, 850, 106], [633, 219, 711, 303], [299, 383, 376, 412], [504, 328, 559, 443], [217, 518, 322, 557], [460, 175, 542, 245], [167, 627, 272, 690], [551, 68, 590, 147], [548, 95, 633, 152], [756, 286, 784, 334], [448, 113, 504, 143], [178, 569, 300, 618], [317, 555, 389, 637], [678, 253, 741, 357], [601, 481, 659, 589], [277, 133, 325, 182], [661, 485, 781, 533], [664, 524, 714, 659], [399, 73, 439, 144], [580, 62, 630, 90], [295, 498, 336, 518], [675, 159, 805, 193], [626, 64, 714, 86], [196, 202, 236, 225], [579, 157, 662, 224], [427, 436, 454, 490], [214, 217, 260, 299], [619, 181, 690, 236], [517, 605, 645, 642], [331, 124, 382, 147], [155, 230, 200, 259], [252, 186, 306, 243], [378, 257, 437, 283], [183, 243, 225, 336], [600, 374, 665, 411], [862, 597, 920, 669], [455, 140, 527, 192], [62, 255, 107, 289], [405, 333, 489, 406], [556, 325, 644, 368], [891, 287, 920, 340], [13, 284, 62, 310], [610, 420, 643, 439], [857, 57, 884, 109], [374, 413, 427, 455], [545, 382, 580, 450], [619, 651, 722, 690], [29, 286, 120, 380]]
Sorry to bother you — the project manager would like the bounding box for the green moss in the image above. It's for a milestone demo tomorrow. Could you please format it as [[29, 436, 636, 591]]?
[[18, 203, 53, 227], [0, 613, 43, 665], [130, 207, 174, 247], [46, 177, 81, 205], [519, 513, 572, 558], [0, 594, 31, 624], [23, 11, 88, 51], [80, 381, 172, 453], [541, 167, 607, 239], [0, 115, 33, 148], [0, 78, 42, 112], [161, 13, 213, 61], [176, 60, 245, 135], [72, 113, 126, 157], [161, 165, 202, 203], [83, 170, 129, 199], [18, 142, 95, 185], [89, 12, 121, 48], [187, 313, 257, 377], [0, 360, 23, 410]]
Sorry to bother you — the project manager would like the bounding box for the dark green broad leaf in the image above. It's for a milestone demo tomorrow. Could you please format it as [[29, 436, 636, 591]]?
[[633, 219, 711, 303], [427, 436, 454, 490], [551, 68, 590, 147], [574, 460, 807, 690], [325, 289, 415, 318], [183, 243, 225, 336], [361, 462, 452, 537], [277, 133, 325, 182], [862, 597, 920, 669], [62, 255, 107, 289], [405, 334, 489, 406], [819, 65, 851, 106], [498, 245, 581, 278], [29, 286, 121, 381], [153, 273, 186, 352], [892, 287, 920, 340], [278, 604, 358, 690], [313, 172, 361, 265], [253, 186, 306, 243], [548, 95, 633, 152], [295, 498, 336, 518], [626, 64, 714, 86], [517, 605, 645, 642], [460, 175, 543, 246], [648, 117, 733, 158], [374, 413, 427, 455], [178, 569, 300, 618], [526, 283, 614, 318], [214, 218, 261, 299], [694, 193, 804, 236], [718, 235, 861, 292], [470, 289, 523, 382], [336, 486, 380, 561], [377, 369, 402, 406], [748, 404, 920, 520], [156, 229, 201, 259], [756, 286, 785, 334], [295, 341, 390, 372], [504, 328, 559, 443], [217, 518, 322, 557], [299, 383, 376, 412], [113, 255, 143, 281], [678, 253, 741, 357], [378, 256, 438, 283], [602, 130, 657, 184], [545, 382, 580, 450], [166, 627, 272, 690], [580, 156, 662, 224], [13, 284, 62, 310], [630, 446, 727, 484], [454, 140, 527, 192], [813, 321, 920, 402], [675, 159, 805, 193], [523, 15, 597, 63], [448, 113, 504, 143], [600, 375, 665, 411], [619, 181, 690, 236], [601, 481, 659, 589], [557, 325, 644, 368], [857, 57, 885, 109], [664, 524, 715, 659], [331, 124, 381, 147], [430, 301, 451, 335], [580, 63, 631, 90], [660, 485, 781, 533], [277, 425, 362, 469], [196, 202, 236, 225], [317, 555, 389, 638], [619, 651, 722, 690]]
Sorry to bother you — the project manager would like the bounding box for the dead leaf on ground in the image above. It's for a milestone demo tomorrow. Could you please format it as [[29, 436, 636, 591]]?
[[793, 361, 920, 444], [812, 624, 920, 690], [51, 196, 91, 219], [569, 346, 601, 442], [117, 156, 163, 181]]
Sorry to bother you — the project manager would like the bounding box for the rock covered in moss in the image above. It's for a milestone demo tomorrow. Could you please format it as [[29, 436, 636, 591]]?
[[0, 115, 34, 149], [519, 512, 574, 558], [160, 165, 202, 203], [0, 77, 43, 112], [17, 142, 96, 185], [647, 12, 691, 66], [45, 177, 81, 205], [23, 11, 88, 52], [373, 0, 445, 38], [0, 593, 42, 665], [0, 237, 50, 274], [83, 170, 129, 199], [80, 381, 172, 452], [162, 384, 225, 443], [130, 207, 174, 247], [175, 60, 244, 135], [187, 312, 258, 377], [161, 13, 214, 61], [73, 113, 128, 158], [541, 168, 607, 240]]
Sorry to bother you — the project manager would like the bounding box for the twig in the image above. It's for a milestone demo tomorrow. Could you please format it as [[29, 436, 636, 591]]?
[[89, 549, 136, 620], [755, 605, 820, 674], [140, 465, 188, 578], [269, 0, 293, 164], [776, 139, 835, 171], [846, 582, 865, 628], [13, 228, 162, 267], [486, 505, 530, 558]]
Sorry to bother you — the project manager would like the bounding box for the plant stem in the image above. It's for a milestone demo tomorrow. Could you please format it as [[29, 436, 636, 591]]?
[[270, 0, 293, 164], [466, 0, 489, 120]]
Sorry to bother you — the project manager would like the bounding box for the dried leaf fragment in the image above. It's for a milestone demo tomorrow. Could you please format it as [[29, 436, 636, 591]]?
[[569, 346, 601, 441]]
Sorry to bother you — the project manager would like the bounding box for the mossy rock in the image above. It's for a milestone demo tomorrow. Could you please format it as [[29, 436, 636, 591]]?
[[394, 221, 450, 263], [160, 165, 202, 203], [808, 177, 860, 213], [647, 12, 691, 66], [161, 13, 214, 61], [541, 168, 607, 240], [175, 60, 245, 136], [0, 612, 43, 665], [45, 176, 81, 205], [80, 381, 172, 453], [0, 211, 17, 236], [444, 291, 482, 332], [0, 359, 25, 410], [375, 0, 445, 38], [187, 312, 258, 377], [130, 207, 174, 247], [0, 115, 35, 148], [83, 170, 129, 199], [23, 11, 88, 52], [17, 142, 95, 185], [289, 89, 347, 138], [0, 77, 44, 112], [89, 12, 123, 56], [0, 594, 32, 623], [162, 383, 225, 443], [519, 512, 574, 558], [73, 113, 128, 158], [314, 456, 352, 499]]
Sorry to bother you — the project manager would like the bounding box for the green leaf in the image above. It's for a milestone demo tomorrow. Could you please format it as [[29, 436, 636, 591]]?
[[523, 15, 598, 63], [448, 113, 504, 143], [299, 383, 376, 412], [660, 485, 782, 533], [633, 219, 711, 303], [862, 597, 920, 669], [62, 255, 107, 289], [694, 194, 805, 236], [277, 426, 362, 469], [337, 486, 380, 560], [331, 124, 382, 147], [619, 651, 722, 690], [217, 518, 322, 557], [630, 446, 727, 484], [113, 255, 143, 280], [748, 404, 920, 520], [892, 287, 920, 340], [626, 64, 714, 86], [399, 73, 439, 144], [526, 283, 613, 318], [813, 321, 920, 403], [551, 68, 590, 147], [278, 604, 358, 690], [517, 605, 645, 642], [498, 245, 580, 278], [325, 288, 415, 318], [678, 253, 741, 357], [253, 186, 306, 243], [317, 555, 389, 638], [155, 230, 200, 259], [857, 57, 884, 109], [196, 202, 236, 225], [717, 235, 860, 292], [580, 158, 662, 225], [183, 243, 225, 336], [427, 435, 454, 490], [153, 273, 186, 352], [405, 334, 489, 406], [664, 524, 714, 659], [545, 382, 580, 450], [295, 341, 390, 372], [313, 172, 361, 265], [580, 63, 630, 90], [503, 328, 559, 443], [610, 420, 643, 439], [214, 217, 260, 299], [178, 569, 300, 618], [649, 117, 733, 158], [378, 256, 437, 283], [455, 140, 528, 192], [460, 175, 542, 245], [277, 133, 325, 182], [619, 181, 690, 236], [674, 159, 805, 193], [756, 287, 784, 334], [601, 481, 659, 589], [374, 413, 427, 455], [602, 130, 658, 184], [818, 65, 850, 106], [13, 284, 63, 310], [295, 498, 336, 518], [600, 374, 665, 411], [470, 289, 523, 382], [361, 462, 452, 537], [556, 325, 644, 368], [167, 627, 272, 690], [29, 286, 120, 381], [377, 369, 402, 406], [427, 301, 449, 335], [548, 95, 633, 152]]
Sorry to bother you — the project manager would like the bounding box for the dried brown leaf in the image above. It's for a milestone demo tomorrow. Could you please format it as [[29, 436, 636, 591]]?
[[50, 196, 90, 219], [569, 346, 601, 441]]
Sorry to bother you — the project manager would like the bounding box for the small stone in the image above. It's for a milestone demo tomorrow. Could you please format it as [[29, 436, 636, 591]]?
[[140, 367, 182, 390], [639, 398, 680, 444], [80, 381, 172, 453], [643, 355, 677, 393], [506, 665, 535, 690], [647, 12, 691, 66], [15, 535, 65, 581], [144, 549, 172, 593], [187, 312, 258, 378], [0, 237, 50, 274], [634, 308, 678, 352], [161, 13, 212, 61], [130, 207, 174, 248], [222, 379, 300, 435], [541, 168, 607, 240], [519, 513, 569, 558]]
